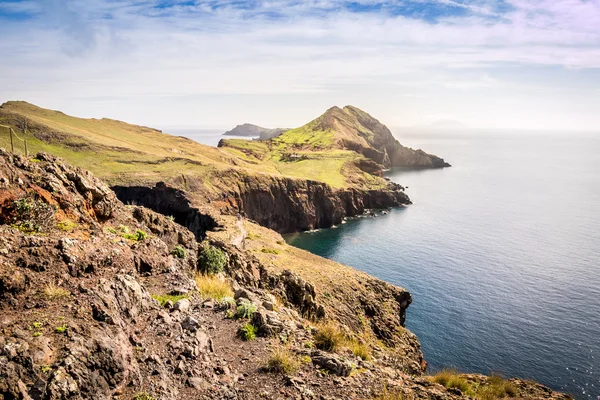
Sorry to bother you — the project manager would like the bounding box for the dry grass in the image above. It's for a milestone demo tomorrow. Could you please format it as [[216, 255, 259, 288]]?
[[43, 283, 70, 300], [265, 347, 299, 374], [195, 274, 233, 300], [314, 321, 346, 352], [372, 387, 404, 400], [349, 340, 371, 361], [430, 370, 519, 399]]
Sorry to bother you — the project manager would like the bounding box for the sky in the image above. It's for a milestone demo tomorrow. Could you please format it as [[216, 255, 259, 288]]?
[[0, 0, 599, 131]]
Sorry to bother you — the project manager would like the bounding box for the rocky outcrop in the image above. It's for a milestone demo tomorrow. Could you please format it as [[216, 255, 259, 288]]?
[[111, 183, 218, 240], [209, 169, 410, 233]]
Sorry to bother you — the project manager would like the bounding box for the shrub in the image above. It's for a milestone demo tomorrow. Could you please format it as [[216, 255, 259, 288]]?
[[171, 245, 187, 259], [197, 242, 227, 275], [123, 229, 147, 241], [314, 322, 345, 352], [195, 274, 233, 300], [8, 198, 55, 233], [265, 347, 298, 374], [151, 294, 187, 307], [238, 323, 258, 341], [220, 296, 236, 309], [43, 283, 70, 300], [236, 301, 257, 319]]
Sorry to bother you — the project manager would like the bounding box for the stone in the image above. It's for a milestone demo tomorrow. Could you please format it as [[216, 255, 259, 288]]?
[[311, 351, 353, 377], [181, 316, 200, 332], [262, 301, 275, 311], [251, 309, 285, 337], [173, 298, 190, 313]]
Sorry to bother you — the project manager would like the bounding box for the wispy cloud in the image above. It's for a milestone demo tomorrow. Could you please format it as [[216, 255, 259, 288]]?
[[0, 0, 599, 129]]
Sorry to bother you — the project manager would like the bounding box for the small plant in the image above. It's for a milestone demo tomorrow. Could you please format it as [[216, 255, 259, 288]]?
[[349, 341, 371, 361], [123, 229, 147, 241], [220, 296, 236, 309], [226, 310, 235, 319], [261, 247, 281, 255], [151, 294, 188, 307], [133, 393, 155, 400], [118, 225, 129, 233], [236, 300, 257, 319], [430, 369, 473, 395], [238, 323, 258, 341], [171, 245, 187, 259], [167, 215, 175, 222], [195, 274, 233, 300], [40, 365, 52, 374], [197, 242, 227, 275], [265, 347, 298, 374], [56, 219, 77, 231], [314, 322, 345, 352], [246, 233, 261, 240], [33, 331, 42, 337], [106, 227, 117, 234], [43, 283, 70, 300], [55, 325, 68, 334]]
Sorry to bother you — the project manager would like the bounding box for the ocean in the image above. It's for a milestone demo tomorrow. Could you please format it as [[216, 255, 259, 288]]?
[[285, 131, 600, 399], [182, 127, 600, 399]]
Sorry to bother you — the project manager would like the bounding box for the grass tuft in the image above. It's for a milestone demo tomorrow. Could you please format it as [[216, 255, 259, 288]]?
[[43, 283, 70, 300], [195, 274, 233, 300], [151, 294, 188, 307], [265, 347, 299, 374], [314, 322, 345, 352]]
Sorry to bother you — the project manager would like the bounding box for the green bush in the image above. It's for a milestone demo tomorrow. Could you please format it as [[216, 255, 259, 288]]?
[[238, 323, 257, 341], [236, 301, 257, 319], [171, 245, 187, 259], [123, 229, 148, 241], [197, 242, 227, 275]]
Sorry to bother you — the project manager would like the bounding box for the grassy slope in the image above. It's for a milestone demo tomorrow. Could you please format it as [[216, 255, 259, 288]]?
[[220, 107, 389, 189], [0, 101, 387, 190]]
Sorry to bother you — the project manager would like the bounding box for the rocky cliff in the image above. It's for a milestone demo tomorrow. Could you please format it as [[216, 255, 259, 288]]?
[[0, 150, 571, 400]]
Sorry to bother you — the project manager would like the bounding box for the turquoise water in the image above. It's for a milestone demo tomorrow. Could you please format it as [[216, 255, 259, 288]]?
[[285, 132, 600, 399]]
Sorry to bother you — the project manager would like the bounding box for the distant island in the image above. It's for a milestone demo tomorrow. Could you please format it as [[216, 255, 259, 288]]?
[[223, 123, 287, 140]]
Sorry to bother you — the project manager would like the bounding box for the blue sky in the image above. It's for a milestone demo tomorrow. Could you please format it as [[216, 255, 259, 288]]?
[[0, 0, 599, 130]]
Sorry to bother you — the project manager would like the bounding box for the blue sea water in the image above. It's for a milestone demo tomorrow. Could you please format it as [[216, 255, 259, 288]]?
[[282, 131, 600, 399]]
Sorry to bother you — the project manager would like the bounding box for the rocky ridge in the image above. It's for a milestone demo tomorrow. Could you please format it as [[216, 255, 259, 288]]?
[[0, 150, 572, 399]]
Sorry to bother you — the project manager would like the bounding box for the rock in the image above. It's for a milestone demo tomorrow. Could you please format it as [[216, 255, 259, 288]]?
[[311, 351, 353, 377], [251, 309, 285, 337], [234, 288, 260, 304], [188, 377, 210, 391], [173, 298, 191, 313], [181, 316, 200, 332], [262, 301, 275, 311]]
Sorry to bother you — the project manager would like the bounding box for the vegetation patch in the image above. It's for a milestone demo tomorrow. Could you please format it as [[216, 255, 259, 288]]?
[[56, 219, 77, 231], [133, 393, 155, 400], [197, 242, 227, 275], [122, 229, 148, 241], [55, 325, 68, 334], [265, 347, 299, 374], [43, 283, 70, 300], [261, 247, 281, 255], [314, 322, 346, 352], [238, 323, 258, 341], [429, 370, 519, 399], [151, 293, 188, 307], [171, 245, 187, 259], [195, 274, 233, 300], [236, 300, 258, 319]]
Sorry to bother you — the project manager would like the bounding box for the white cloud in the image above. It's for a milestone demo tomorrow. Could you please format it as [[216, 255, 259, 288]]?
[[0, 0, 599, 130]]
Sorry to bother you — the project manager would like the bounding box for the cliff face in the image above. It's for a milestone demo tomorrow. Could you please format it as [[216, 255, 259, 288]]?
[[210, 170, 411, 233]]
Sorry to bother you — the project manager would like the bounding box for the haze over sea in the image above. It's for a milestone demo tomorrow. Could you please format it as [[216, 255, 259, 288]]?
[[183, 128, 600, 399]]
